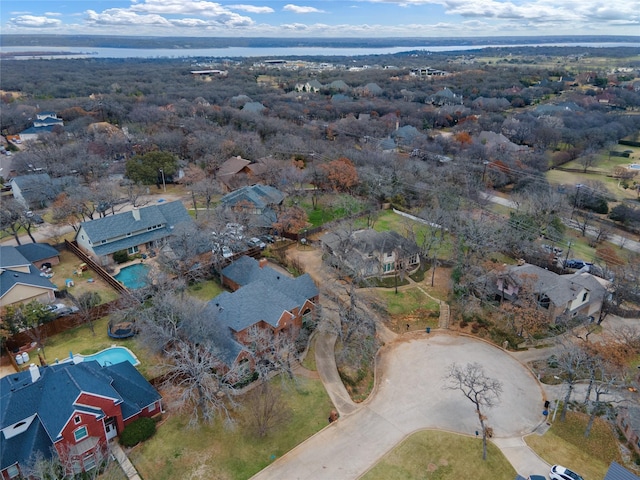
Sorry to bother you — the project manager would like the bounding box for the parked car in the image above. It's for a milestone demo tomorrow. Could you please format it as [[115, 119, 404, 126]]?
[[222, 246, 234, 259], [25, 211, 44, 224], [550, 465, 584, 480], [248, 237, 266, 250], [46, 303, 79, 318], [528, 475, 547, 480], [564, 259, 592, 270], [541, 244, 563, 255]]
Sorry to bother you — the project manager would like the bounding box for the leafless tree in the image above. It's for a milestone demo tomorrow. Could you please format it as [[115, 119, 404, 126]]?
[[443, 362, 503, 461], [242, 380, 290, 438], [555, 341, 589, 422], [24, 441, 117, 480], [135, 290, 239, 427]]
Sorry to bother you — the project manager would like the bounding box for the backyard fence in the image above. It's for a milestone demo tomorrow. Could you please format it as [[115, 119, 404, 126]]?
[[64, 240, 129, 295]]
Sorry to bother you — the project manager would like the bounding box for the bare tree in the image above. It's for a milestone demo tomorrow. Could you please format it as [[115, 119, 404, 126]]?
[[135, 290, 239, 427], [443, 362, 503, 460], [555, 341, 588, 422], [242, 381, 290, 438]]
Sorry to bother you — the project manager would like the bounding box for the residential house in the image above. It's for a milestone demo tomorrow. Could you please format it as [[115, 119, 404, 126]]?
[[490, 263, 608, 324], [0, 360, 162, 479], [431, 87, 462, 106], [241, 102, 266, 113], [75, 201, 193, 266], [617, 406, 640, 455], [477, 131, 529, 154], [294, 80, 323, 93], [0, 246, 57, 308], [219, 184, 285, 229], [321, 229, 421, 278], [217, 156, 269, 191], [15, 243, 60, 269], [10, 174, 68, 209], [207, 256, 319, 367], [18, 113, 64, 142]]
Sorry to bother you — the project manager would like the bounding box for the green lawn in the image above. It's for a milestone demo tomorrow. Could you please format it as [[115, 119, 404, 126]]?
[[299, 193, 366, 227], [187, 279, 224, 301], [39, 316, 160, 379], [379, 288, 440, 316], [129, 376, 333, 480], [362, 430, 516, 480], [525, 411, 623, 480]]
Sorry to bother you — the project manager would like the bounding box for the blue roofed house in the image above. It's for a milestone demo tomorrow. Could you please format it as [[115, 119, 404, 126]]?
[[0, 360, 162, 479], [75, 201, 193, 266], [18, 112, 64, 143], [9, 174, 69, 209], [206, 256, 319, 369], [603, 462, 639, 480], [0, 246, 57, 308], [15, 243, 60, 269], [219, 184, 285, 229]]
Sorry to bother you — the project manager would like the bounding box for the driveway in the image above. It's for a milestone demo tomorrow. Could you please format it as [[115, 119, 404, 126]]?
[[251, 333, 549, 480]]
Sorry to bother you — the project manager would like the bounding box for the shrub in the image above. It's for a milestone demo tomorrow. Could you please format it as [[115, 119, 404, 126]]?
[[113, 250, 130, 264], [119, 417, 156, 447]]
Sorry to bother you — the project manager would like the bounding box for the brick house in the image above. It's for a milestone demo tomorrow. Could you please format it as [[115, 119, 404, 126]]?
[[617, 406, 640, 455], [0, 360, 162, 479], [208, 256, 319, 368]]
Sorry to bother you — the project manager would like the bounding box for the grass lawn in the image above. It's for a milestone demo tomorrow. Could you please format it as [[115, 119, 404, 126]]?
[[546, 169, 637, 202], [301, 335, 318, 371], [40, 316, 162, 379], [299, 193, 366, 227], [187, 279, 224, 301], [525, 411, 623, 480], [375, 288, 440, 333], [54, 250, 120, 304], [129, 376, 333, 480], [362, 430, 516, 480]]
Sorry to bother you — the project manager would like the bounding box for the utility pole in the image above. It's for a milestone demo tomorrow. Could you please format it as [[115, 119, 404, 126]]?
[[159, 168, 166, 192]]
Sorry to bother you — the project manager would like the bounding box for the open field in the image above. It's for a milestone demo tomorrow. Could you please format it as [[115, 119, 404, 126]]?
[[361, 430, 516, 480]]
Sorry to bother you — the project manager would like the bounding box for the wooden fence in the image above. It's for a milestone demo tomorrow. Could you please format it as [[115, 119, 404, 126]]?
[[64, 240, 129, 295]]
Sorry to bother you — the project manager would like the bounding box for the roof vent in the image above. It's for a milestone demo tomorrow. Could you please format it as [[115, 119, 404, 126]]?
[[132, 207, 140, 221]]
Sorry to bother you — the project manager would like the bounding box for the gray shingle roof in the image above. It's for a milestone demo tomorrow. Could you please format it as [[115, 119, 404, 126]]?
[[78, 201, 192, 256], [220, 185, 285, 210], [604, 462, 640, 480], [213, 256, 318, 335], [0, 263, 57, 300], [15, 243, 59, 263], [0, 246, 31, 270]]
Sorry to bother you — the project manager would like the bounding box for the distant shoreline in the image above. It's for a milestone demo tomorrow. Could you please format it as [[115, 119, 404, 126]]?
[[2, 34, 639, 50]]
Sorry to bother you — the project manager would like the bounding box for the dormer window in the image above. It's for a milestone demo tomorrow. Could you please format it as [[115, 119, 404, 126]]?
[[582, 291, 589, 302], [74, 415, 81, 424]]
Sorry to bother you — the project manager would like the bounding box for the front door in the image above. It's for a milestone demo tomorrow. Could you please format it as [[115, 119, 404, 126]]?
[[105, 418, 117, 440]]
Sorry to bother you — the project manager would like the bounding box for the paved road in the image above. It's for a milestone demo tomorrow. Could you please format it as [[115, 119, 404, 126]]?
[[480, 191, 640, 254], [251, 334, 549, 480]]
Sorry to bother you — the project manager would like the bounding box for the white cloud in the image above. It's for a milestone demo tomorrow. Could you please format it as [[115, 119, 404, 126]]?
[[8, 15, 62, 28], [85, 9, 173, 26], [283, 4, 326, 14], [228, 4, 275, 14], [44, 12, 62, 17]]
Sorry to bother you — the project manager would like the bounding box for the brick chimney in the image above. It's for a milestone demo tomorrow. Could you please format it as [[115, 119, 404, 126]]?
[[259, 258, 268, 269], [132, 207, 140, 221]]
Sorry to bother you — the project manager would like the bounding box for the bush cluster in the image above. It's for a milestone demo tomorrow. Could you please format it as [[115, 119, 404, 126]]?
[[119, 417, 156, 447]]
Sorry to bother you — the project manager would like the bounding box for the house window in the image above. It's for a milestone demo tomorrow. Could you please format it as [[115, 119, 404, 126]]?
[[582, 292, 588, 302], [148, 402, 156, 413], [74, 426, 88, 442], [74, 415, 81, 424], [6, 465, 20, 479], [128, 246, 139, 255], [383, 262, 394, 273]]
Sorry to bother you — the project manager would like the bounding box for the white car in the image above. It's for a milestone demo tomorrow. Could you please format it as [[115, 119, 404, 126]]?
[[248, 237, 266, 250], [550, 465, 584, 480], [222, 246, 234, 258], [46, 303, 79, 317]]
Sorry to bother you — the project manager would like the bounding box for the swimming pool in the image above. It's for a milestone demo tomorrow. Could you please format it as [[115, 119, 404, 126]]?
[[114, 263, 150, 289], [69, 346, 140, 367]]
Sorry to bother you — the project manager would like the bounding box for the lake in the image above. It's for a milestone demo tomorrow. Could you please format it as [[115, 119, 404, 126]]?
[[2, 42, 639, 60]]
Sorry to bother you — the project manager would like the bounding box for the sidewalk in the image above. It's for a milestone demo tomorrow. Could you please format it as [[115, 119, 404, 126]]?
[[110, 441, 142, 480]]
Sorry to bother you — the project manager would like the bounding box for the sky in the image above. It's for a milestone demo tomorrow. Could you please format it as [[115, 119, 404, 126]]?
[[1, 0, 640, 38]]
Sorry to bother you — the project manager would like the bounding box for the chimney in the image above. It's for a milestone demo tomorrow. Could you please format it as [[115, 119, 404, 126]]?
[[132, 207, 140, 221], [29, 364, 40, 383], [259, 258, 268, 269]]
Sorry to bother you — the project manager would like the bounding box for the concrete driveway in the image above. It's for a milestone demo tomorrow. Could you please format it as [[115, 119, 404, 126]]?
[[251, 333, 549, 480]]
